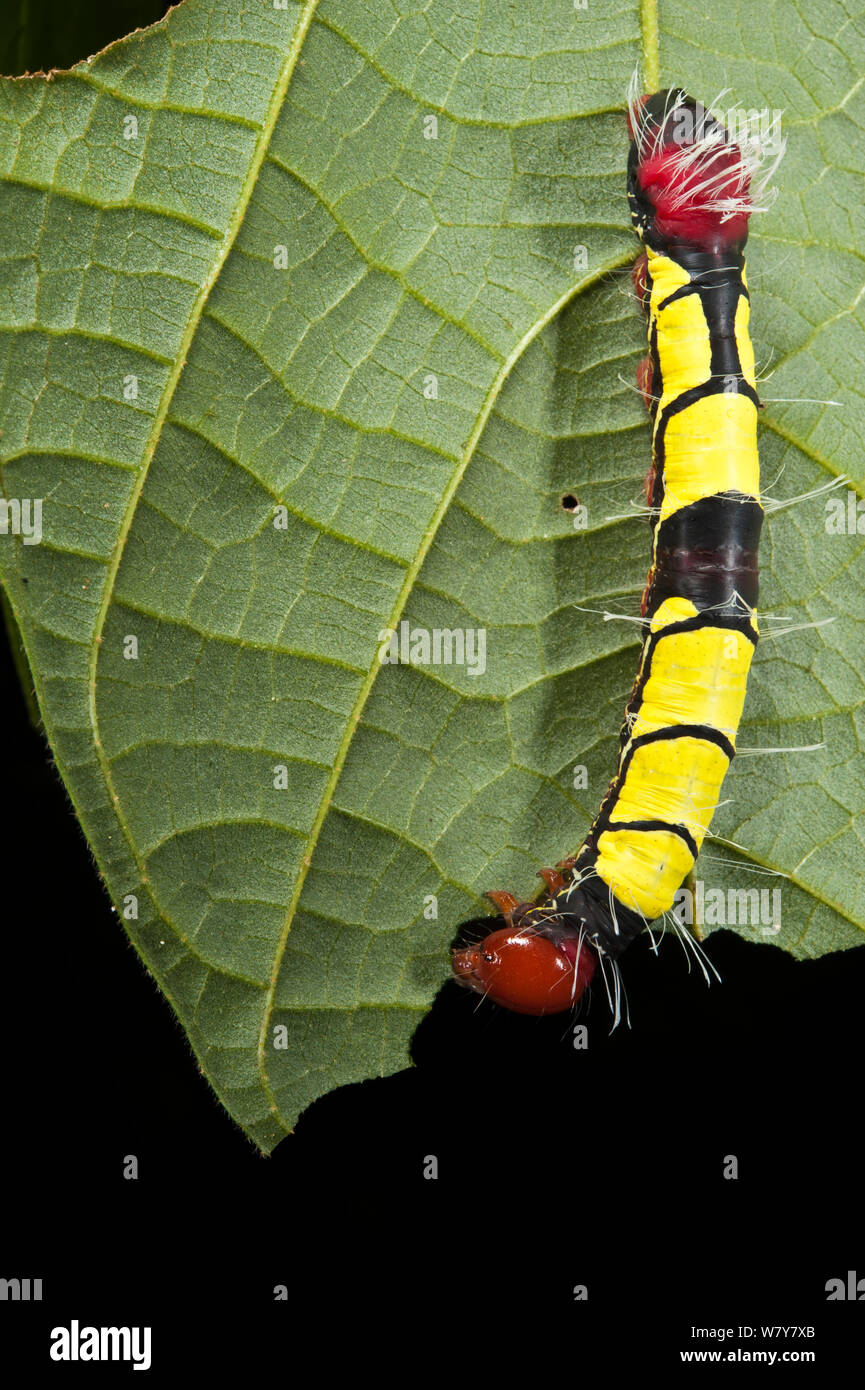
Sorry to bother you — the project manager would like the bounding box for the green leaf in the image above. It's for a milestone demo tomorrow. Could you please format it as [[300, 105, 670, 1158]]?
[[1, 0, 862, 1150]]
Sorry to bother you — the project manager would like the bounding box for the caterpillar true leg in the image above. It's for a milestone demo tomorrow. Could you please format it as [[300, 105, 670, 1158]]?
[[452, 86, 784, 1018]]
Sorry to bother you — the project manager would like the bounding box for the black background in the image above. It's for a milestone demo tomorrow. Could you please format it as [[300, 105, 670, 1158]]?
[[1, 0, 862, 1372]]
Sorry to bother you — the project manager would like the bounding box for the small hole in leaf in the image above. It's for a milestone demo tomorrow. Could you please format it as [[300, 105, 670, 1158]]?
[[560, 494, 580, 512]]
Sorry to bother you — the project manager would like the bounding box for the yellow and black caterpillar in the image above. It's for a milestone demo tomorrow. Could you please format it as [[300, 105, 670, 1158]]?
[[453, 88, 783, 1017]]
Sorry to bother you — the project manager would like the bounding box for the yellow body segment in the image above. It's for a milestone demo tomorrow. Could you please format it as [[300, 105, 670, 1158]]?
[[612, 733, 729, 827], [647, 248, 759, 529], [596, 826, 695, 922], [631, 622, 755, 742], [658, 394, 759, 524], [591, 246, 762, 924]]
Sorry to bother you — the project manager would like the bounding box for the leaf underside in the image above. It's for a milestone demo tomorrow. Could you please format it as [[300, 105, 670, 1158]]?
[[1, 0, 862, 1149]]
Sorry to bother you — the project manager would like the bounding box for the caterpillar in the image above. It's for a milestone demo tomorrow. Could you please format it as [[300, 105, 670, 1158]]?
[[453, 85, 784, 1020]]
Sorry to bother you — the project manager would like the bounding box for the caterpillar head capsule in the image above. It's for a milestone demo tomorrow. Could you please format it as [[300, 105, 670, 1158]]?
[[452, 925, 596, 1016]]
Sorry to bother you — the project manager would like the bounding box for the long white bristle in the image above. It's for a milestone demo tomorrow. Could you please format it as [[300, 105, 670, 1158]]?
[[628, 80, 786, 221]]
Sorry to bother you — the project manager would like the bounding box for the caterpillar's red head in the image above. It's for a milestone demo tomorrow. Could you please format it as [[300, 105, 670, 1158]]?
[[627, 86, 782, 252], [452, 925, 596, 1016]]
